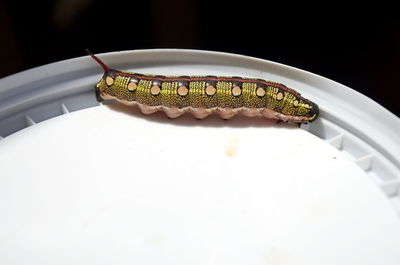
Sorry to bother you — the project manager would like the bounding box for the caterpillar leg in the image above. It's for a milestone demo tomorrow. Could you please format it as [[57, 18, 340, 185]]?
[[218, 108, 238, 120], [241, 108, 261, 117], [276, 119, 287, 124], [261, 109, 276, 119], [191, 108, 212, 119], [138, 104, 158, 115], [276, 119, 302, 128], [164, 107, 185, 118]]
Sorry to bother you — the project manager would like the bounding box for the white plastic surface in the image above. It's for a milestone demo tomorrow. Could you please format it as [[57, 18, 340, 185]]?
[[0, 105, 400, 265], [1, 49, 400, 264]]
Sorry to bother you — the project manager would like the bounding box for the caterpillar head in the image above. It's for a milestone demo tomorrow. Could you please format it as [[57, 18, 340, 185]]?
[[307, 101, 319, 122], [290, 98, 319, 123], [290, 96, 319, 122], [270, 87, 320, 123]]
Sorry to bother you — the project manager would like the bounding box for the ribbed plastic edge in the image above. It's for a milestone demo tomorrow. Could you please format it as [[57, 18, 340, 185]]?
[[0, 49, 399, 215]]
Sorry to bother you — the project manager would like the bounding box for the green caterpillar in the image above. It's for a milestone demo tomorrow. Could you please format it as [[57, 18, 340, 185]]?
[[88, 50, 319, 123]]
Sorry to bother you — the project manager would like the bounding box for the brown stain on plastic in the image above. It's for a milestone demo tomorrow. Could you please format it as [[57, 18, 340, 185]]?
[[310, 200, 328, 223], [150, 234, 165, 247], [224, 138, 240, 157], [264, 247, 293, 265]]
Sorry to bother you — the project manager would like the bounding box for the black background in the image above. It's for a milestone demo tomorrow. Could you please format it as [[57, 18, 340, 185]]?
[[1, 0, 399, 117]]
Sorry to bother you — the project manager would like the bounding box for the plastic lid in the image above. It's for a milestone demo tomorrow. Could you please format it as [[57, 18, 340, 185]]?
[[0, 49, 399, 264]]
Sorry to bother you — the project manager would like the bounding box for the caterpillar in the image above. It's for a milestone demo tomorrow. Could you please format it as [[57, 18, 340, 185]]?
[[88, 50, 319, 123]]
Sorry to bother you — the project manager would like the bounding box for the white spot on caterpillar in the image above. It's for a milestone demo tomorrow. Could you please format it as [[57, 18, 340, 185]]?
[[128, 81, 137, 91], [106, 76, 114, 86], [256, 87, 266, 97], [232, 85, 242, 96], [177, 85, 189, 96], [205, 85, 216, 96], [150, 85, 161, 96]]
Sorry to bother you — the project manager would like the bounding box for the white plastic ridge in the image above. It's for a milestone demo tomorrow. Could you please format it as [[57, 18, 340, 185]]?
[[61, 103, 70, 114], [24, 115, 36, 127]]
